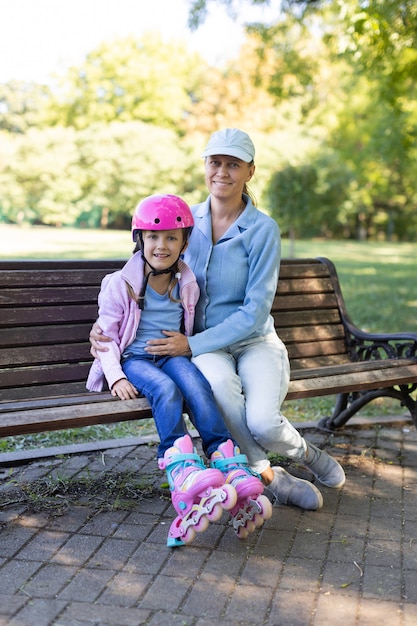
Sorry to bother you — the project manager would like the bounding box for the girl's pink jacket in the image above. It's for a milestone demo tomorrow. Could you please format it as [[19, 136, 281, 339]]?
[[86, 252, 199, 392]]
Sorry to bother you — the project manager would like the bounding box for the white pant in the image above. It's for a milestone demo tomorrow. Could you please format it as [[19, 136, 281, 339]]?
[[192, 333, 307, 474]]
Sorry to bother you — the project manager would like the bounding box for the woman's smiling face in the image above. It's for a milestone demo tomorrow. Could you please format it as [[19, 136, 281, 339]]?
[[205, 155, 255, 202]]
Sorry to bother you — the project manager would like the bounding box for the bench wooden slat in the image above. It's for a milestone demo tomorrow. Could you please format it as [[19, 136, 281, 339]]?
[[0, 362, 92, 391], [286, 361, 417, 399], [1, 286, 100, 306], [290, 355, 352, 369], [0, 381, 94, 402], [280, 323, 346, 344], [0, 263, 122, 286], [277, 260, 330, 279], [0, 343, 91, 367], [272, 309, 342, 327], [287, 339, 348, 360], [0, 304, 99, 326], [272, 292, 339, 311], [290, 358, 417, 379], [0, 324, 92, 348], [276, 276, 335, 294], [0, 392, 119, 413], [0, 396, 153, 437]]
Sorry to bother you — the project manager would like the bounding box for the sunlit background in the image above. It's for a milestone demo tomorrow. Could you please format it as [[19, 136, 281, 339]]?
[[1, 0, 416, 242]]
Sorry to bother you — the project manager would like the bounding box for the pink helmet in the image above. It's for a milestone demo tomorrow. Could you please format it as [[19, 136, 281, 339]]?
[[132, 194, 194, 241]]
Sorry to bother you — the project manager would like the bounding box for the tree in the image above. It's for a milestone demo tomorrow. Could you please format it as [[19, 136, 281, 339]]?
[[268, 164, 318, 255], [228, 0, 417, 240], [0, 119, 208, 228], [47, 34, 209, 132], [73, 121, 199, 229], [2, 1, 416, 239], [325, 0, 417, 239], [0, 81, 51, 133], [0, 126, 81, 225], [187, 0, 320, 29]]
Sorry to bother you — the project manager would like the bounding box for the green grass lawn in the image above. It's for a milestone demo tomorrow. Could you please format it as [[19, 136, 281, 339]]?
[[1, 224, 416, 453], [1, 223, 133, 260]]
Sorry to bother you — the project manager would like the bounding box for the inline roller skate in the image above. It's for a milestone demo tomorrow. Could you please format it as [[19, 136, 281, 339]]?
[[158, 434, 237, 547], [211, 440, 272, 539]]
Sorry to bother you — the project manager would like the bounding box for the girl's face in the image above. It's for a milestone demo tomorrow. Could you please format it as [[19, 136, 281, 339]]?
[[142, 229, 186, 270], [205, 155, 255, 202]]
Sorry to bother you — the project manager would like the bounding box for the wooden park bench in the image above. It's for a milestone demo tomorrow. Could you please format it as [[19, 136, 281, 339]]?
[[276, 258, 416, 429], [0, 257, 416, 444]]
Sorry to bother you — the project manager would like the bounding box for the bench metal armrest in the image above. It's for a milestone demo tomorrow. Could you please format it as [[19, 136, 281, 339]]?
[[344, 324, 417, 361], [317, 257, 417, 363]]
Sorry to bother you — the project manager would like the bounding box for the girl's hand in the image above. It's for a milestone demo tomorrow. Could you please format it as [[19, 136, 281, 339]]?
[[145, 331, 191, 357], [111, 379, 139, 400]]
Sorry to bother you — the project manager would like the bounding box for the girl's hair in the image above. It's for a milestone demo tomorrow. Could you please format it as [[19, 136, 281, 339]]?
[[127, 229, 189, 305], [126, 278, 183, 307]]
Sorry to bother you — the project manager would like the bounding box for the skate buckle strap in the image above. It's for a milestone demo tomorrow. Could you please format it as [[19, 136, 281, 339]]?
[[158, 451, 205, 471], [211, 452, 248, 471], [212, 454, 262, 480]]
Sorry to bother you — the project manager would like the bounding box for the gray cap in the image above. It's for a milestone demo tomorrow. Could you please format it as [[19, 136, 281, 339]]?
[[201, 128, 255, 163]]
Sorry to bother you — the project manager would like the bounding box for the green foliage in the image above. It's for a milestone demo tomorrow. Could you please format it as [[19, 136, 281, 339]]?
[[187, 0, 319, 29], [246, 0, 417, 241], [267, 150, 356, 250], [0, 81, 51, 133], [47, 34, 207, 132], [0, 126, 81, 225], [73, 121, 198, 229], [268, 164, 319, 254], [0, 2, 416, 240], [0, 122, 203, 228], [323, 0, 417, 239]]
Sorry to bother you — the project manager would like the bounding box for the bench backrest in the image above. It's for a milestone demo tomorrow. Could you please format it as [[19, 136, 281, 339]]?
[[0, 259, 124, 402], [272, 258, 350, 370], [0, 257, 349, 403]]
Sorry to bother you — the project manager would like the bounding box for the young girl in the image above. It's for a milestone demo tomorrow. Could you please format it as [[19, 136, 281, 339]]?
[[87, 194, 272, 546]]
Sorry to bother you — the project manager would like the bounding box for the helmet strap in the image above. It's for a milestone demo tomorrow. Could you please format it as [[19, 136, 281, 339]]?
[[137, 253, 177, 310], [136, 231, 188, 310]]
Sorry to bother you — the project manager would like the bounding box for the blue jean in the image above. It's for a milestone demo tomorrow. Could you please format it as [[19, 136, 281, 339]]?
[[192, 333, 306, 474], [122, 354, 233, 459]]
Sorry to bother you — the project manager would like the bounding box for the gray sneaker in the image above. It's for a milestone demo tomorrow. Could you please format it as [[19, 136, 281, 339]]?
[[304, 441, 346, 488], [265, 466, 323, 510]]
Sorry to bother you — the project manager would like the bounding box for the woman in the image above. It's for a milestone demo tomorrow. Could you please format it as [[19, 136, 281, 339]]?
[[90, 129, 345, 510]]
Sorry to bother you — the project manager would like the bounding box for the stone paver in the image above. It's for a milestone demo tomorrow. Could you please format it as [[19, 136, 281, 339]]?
[[0, 416, 416, 625]]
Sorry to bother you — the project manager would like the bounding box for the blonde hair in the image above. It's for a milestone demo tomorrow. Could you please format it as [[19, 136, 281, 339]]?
[[126, 273, 180, 305]]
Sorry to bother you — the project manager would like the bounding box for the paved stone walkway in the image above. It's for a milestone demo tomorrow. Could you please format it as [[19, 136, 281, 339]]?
[[1, 417, 416, 626]]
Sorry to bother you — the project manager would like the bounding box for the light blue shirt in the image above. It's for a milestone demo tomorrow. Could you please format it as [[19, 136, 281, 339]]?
[[122, 285, 182, 358], [184, 195, 280, 357]]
